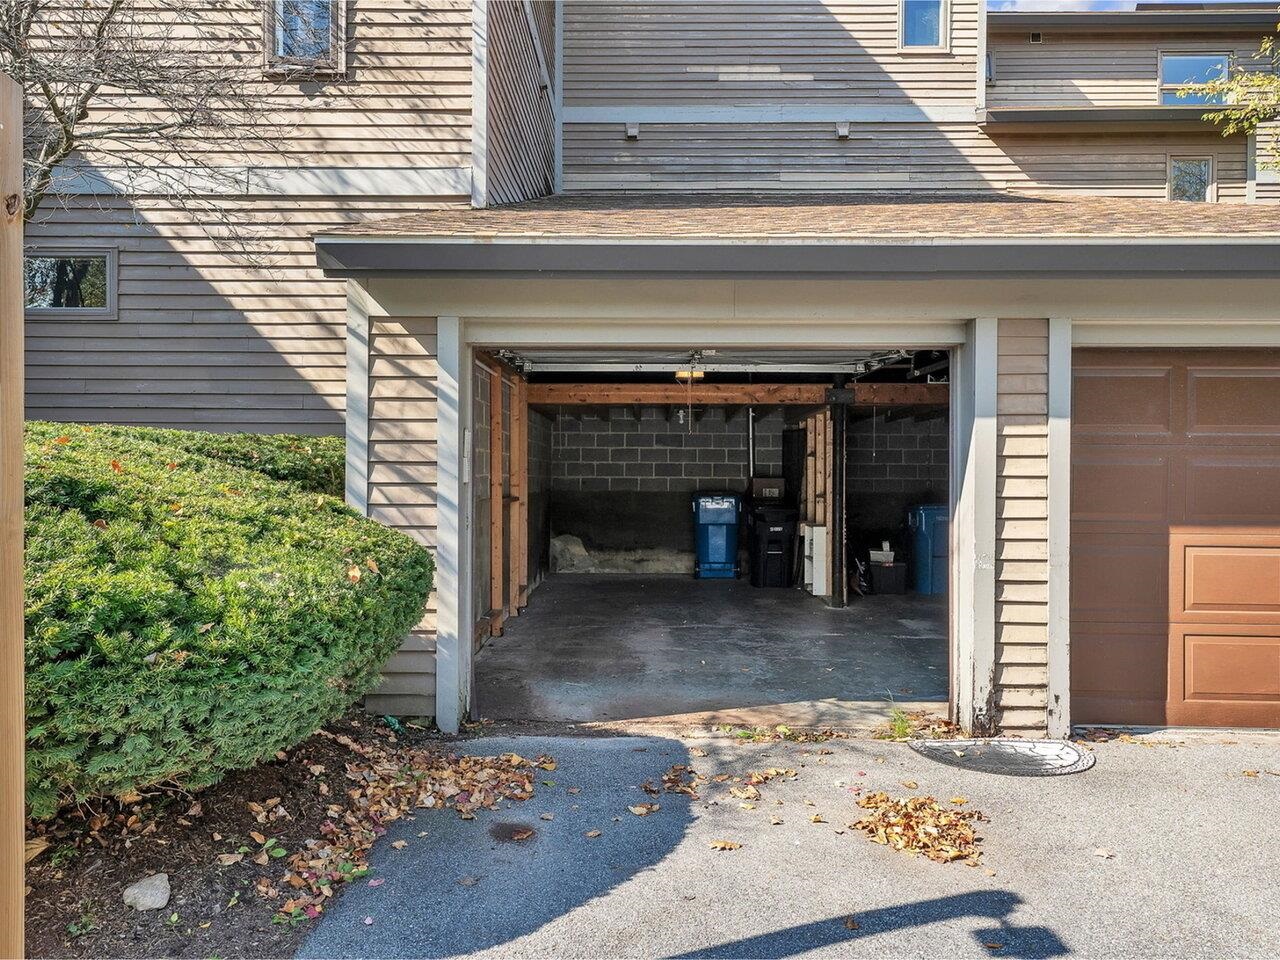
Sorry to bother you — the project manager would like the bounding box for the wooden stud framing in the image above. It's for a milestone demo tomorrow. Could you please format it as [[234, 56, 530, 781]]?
[[488, 367, 505, 636], [0, 74, 23, 959]]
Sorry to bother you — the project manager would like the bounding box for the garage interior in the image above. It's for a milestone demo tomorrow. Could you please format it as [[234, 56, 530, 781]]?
[[468, 348, 953, 725]]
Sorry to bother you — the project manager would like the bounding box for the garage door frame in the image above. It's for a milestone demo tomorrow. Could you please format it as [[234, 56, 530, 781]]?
[[425, 316, 993, 735]]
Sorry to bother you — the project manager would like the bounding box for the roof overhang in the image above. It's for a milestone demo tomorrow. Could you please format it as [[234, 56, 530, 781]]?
[[315, 235, 1280, 280], [987, 11, 1279, 33]]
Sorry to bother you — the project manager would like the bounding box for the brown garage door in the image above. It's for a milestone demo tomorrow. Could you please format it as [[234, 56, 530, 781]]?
[[1071, 349, 1280, 727]]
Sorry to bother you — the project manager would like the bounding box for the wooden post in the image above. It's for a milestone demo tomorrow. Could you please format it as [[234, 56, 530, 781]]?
[[488, 369, 505, 636], [507, 377, 527, 615], [0, 73, 25, 959]]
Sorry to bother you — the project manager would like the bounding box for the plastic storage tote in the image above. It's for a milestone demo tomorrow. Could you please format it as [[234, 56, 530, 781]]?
[[692, 493, 741, 579], [908, 504, 949, 595]]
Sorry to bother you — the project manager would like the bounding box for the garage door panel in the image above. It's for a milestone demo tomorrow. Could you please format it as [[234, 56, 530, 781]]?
[[1071, 454, 1170, 524], [1072, 349, 1280, 729], [1177, 542, 1280, 621], [1169, 626, 1280, 726], [1071, 539, 1167, 622], [1183, 456, 1280, 524], [1187, 367, 1280, 438], [1070, 623, 1168, 725], [1072, 365, 1176, 439]]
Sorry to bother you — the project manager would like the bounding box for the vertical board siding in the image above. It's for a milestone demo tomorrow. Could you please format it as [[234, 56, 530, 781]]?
[[995, 318, 1050, 734], [26, 0, 472, 434], [365, 318, 440, 717], [486, 0, 556, 204]]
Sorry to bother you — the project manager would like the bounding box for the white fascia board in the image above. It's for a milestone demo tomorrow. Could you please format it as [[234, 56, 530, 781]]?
[[563, 105, 979, 124]]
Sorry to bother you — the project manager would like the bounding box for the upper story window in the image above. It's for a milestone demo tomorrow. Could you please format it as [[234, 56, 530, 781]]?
[[265, 0, 345, 75], [24, 249, 117, 320], [900, 0, 949, 52], [1159, 53, 1228, 105]]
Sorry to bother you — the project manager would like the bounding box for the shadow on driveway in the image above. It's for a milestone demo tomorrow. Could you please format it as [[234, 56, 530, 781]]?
[[297, 734, 695, 959], [670, 891, 1070, 960]]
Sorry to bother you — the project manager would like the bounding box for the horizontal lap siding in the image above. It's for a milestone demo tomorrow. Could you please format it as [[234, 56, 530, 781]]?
[[565, 1, 979, 106], [988, 33, 1266, 108], [996, 319, 1050, 734], [564, 122, 1248, 196], [28, 0, 472, 434], [365, 319, 440, 717], [486, 0, 556, 204], [25, 196, 464, 433]]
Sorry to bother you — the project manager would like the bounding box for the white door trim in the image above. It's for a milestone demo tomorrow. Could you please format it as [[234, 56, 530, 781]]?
[[1046, 316, 1072, 738]]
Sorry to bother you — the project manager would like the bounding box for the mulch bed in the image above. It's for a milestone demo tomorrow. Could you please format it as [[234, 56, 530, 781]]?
[[25, 715, 536, 959]]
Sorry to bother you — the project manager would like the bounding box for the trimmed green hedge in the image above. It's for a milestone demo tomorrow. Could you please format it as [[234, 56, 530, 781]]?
[[90, 425, 345, 497], [24, 422, 433, 818]]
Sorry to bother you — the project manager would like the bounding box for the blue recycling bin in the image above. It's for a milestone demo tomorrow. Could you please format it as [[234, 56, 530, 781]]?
[[692, 493, 741, 579], [908, 504, 949, 595]]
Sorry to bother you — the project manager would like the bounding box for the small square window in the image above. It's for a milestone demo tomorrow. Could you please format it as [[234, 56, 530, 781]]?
[[265, 0, 345, 75], [1168, 156, 1214, 202], [1159, 52, 1228, 105], [900, 0, 948, 51], [24, 250, 117, 319]]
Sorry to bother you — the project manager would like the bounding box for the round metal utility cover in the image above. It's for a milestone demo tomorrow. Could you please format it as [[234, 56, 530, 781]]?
[[909, 738, 1096, 777]]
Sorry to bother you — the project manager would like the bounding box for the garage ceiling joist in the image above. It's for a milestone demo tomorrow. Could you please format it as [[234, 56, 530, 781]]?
[[526, 382, 948, 406]]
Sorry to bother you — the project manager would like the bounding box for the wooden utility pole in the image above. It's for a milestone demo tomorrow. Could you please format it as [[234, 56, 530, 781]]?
[[0, 73, 25, 958]]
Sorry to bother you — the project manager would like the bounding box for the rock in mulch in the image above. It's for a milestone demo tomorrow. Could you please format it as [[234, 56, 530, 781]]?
[[122, 873, 171, 911]]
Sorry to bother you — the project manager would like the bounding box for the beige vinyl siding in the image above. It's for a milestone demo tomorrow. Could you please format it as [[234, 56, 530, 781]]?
[[364, 318, 440, 717], [564, 121, 1248, 196], [565, 1, 980, 107], [995, 319, 1050, 735], [25, 195, 465, 432], [988, 33, 1266, 109], [486, 0, 556, 204], [27, 0, 473, 434]]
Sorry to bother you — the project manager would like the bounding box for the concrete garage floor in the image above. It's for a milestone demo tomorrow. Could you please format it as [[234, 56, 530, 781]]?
[[474, 574, 948, 727]]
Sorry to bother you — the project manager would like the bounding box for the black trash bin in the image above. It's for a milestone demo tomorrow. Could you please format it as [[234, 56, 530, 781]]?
[[748, 505, 798, 588]]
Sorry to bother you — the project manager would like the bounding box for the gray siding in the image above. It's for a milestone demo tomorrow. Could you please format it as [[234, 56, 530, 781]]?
[[486, 0, 557, 204]]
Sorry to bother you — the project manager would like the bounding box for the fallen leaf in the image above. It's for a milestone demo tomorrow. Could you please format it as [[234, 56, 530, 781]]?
[[217, 853, 244, 866], [690, 747, 708, 758], [391, 840, 408, 850], [628, 803, 659, 816], [540, 813, 554, 821], [365, 558, 381, 574], [843, 917, 860, 930], [346, 564, 362, 584], [199, 922, 211, 929], [567, 787, 581, 795], [24, 838, 49, 863], [109, 460, 123, 473], [1093, 847, 1115, 859], [1243, 770, 1260, 778], [949, 796, 968, 806], [585, 830, 602, 838], [364, 916, 374, 925], [252, 852, 269, 866], [769, 816, 783, 825], [509, 828, 534, 841], [708, 839, 741, 851], [250, 831, 267, 845], [308, 764, 326, 776], [368, 878, 385, 887], [901, 780, 919, 790], [458, 876, 479, 887], [983, 943, 1004, 951], [810, 813, 827, 824], [53, 436, 70, 445]]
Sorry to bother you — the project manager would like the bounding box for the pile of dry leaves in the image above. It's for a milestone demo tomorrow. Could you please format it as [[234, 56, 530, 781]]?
[[271, 731, 554, 922], [853, 792, 986, 865]]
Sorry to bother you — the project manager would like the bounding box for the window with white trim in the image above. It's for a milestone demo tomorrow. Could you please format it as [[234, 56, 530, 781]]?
[[265, 0, 345, 75], [1168, 156, 1214, 202], [900, 0, 948, 51], [1159, 52, 1228, 105], [24, 249, 117, 319]]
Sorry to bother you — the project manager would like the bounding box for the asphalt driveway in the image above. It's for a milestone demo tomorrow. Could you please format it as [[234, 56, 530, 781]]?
[[299, 730, 1279, 959]]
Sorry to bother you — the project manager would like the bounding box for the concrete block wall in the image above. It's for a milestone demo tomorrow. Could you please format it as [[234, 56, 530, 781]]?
[[546, 405, 784, 553], [846, 413, 948, 541], [550, 406, 784, 494]]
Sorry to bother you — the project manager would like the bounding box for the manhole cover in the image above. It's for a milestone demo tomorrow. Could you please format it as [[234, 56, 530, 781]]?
[[909, 738, 1095, 777]]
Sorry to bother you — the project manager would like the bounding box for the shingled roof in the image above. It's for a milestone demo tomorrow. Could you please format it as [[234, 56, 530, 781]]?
[[320, 192, 1280, 241]]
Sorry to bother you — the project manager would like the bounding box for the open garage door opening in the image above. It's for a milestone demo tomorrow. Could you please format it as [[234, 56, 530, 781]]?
[[465, 347, 952, 728]]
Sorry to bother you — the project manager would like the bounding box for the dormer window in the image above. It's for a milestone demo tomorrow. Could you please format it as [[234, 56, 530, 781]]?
[[899, 0, 949, 52], [1159, 52, 1228, 105], [265, 0, 345, 75]]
